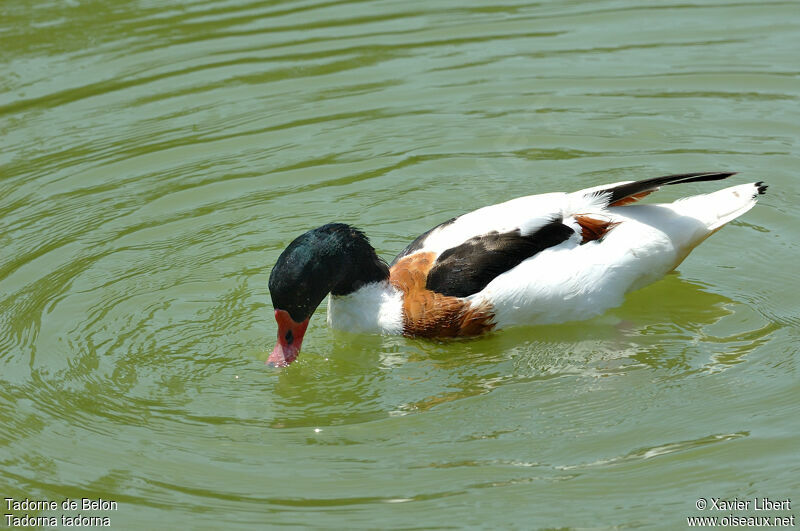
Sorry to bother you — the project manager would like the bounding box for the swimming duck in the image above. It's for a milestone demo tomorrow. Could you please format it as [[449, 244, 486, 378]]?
[[267, 172, 767, 366]]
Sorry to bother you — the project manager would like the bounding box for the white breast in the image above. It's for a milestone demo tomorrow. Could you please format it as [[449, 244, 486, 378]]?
[[326, 281, 404, 335]]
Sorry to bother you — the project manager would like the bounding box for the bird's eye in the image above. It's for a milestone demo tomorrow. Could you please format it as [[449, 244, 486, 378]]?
[[285, 330, 294, 345]]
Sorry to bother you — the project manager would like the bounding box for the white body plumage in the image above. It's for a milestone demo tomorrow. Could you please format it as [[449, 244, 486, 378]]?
[[328, 180, 764, 332]]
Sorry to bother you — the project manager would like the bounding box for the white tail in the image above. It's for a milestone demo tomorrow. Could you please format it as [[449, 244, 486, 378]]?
[[672, 182, 767, 232]]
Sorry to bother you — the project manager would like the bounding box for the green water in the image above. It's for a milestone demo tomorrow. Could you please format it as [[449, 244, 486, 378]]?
[[2, 0, 799, 528]]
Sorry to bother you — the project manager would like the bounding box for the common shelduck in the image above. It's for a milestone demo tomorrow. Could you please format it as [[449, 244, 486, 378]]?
[[267, 172, 767, 366]]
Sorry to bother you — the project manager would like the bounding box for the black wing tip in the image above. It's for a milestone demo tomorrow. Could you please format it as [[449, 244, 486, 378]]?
[[662, 171, 737, 185], [755, 181, 768, 195], [597, 170, 738, 207]]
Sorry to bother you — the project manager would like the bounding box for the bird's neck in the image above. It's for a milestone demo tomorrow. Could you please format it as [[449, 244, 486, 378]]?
[[327, 244, 390, 297]]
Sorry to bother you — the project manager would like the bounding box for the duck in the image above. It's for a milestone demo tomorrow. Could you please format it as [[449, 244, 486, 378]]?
[[267, 171, 767, 366]]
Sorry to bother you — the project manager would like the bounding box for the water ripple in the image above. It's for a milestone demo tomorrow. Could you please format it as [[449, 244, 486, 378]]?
[[2, 0, 798, 527]]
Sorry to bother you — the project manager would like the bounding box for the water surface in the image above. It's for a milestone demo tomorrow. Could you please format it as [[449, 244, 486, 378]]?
[[2, 0, 799, 528]]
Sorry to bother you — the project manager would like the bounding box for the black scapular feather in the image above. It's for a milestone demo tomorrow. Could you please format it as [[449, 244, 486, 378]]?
[[425, 218, 574, 298]]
